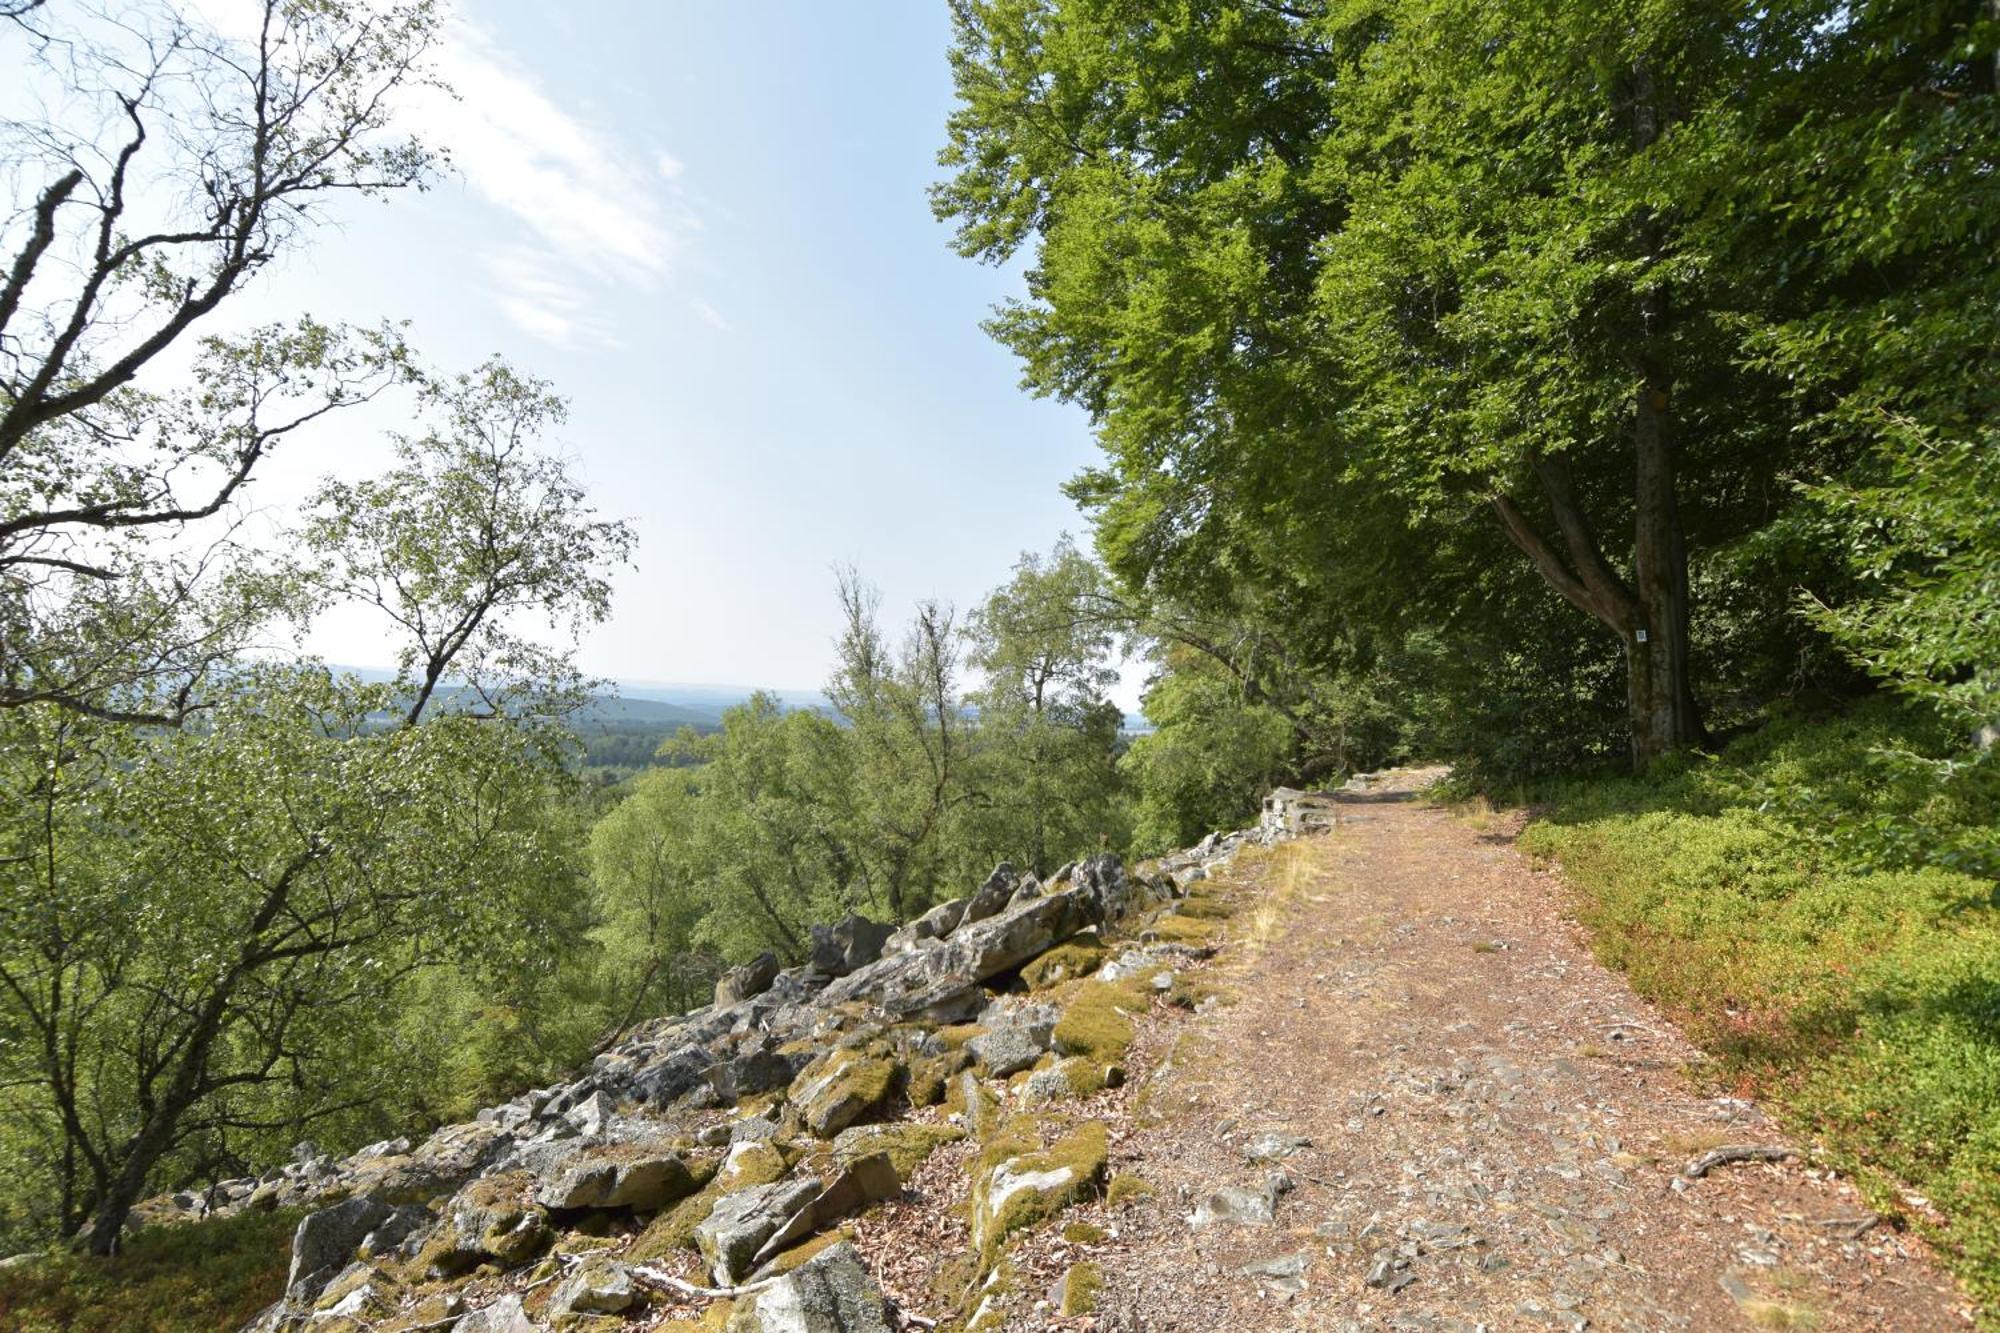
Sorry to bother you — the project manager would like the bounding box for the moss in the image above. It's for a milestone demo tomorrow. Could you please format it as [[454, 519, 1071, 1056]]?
[[973, 1119, 1109, 1261], [1172, 894, 1235, 920], [1056, 1260, 1102, 1315], [835, 1121, 966, 1178], [1052, 979, 1147, 1065], [1166, 975, 1229, 1010], [1020, 932, 1110, 991], [1060, 1221, 1108, 1244], [907, 1049, 970, 1106], [932, 1023, 987, 1051], [628, 1145, 777, 1261], [1105, 1172, 1153, 1207], [1149, 913, 1224, 944], [761, 1224, 852, 1276]]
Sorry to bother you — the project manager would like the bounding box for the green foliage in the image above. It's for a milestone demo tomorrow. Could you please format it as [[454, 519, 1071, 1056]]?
[[1519, 701, 2000, 1306], [1804, 423, 2000, 742], [965, 538, 1126, 875], [935, 0, 1997, 776], [0, 1208, 301, 1333], [1119, 649, 1291, 853]]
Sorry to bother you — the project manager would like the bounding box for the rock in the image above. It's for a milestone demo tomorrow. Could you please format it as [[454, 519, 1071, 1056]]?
[[1065, 854, 1133, 920], [632, 1043, 716, 1106], [810, 914, 895, 978], [750, 1152, 901, 1268], [451, 1293, 535, 1332], [967, 1018, 1051, 1077], [565, 1089, 615, 1137], [696, 1176, 823, 1285], [344, 1120, 514, 1206], [1260, 787, 1338, 838], [1189, 1178, 1282, 1229], [819, 881, 1109, 1018], [730, 1115, 783, 1145], [789, 1048, 900, 1138], [709, 1044, 813, 1103], [962, 863, 1019, 925], [1238, 1252, 1310, 1295], [717, 951, 783, 1006], [727, 1240, 891, 1333], [552, 1258, 636, 1316], [1009, 874, 1043, 905], [883, 898, 966, 955], [287, 1197, 400, 1300], [1244, 1132, 1312, 1163], [527, 1142, 696, 1210]]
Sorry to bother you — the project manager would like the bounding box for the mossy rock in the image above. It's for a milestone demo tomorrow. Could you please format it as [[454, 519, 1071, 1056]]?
[[790, 1048, 903, 1138], [758, 1224, 852, 1277], [947, 1070, 1004, 1141], [1105, 1172, 1153, 1207], [1173, 894, 1235, 920], [1061, 1221, 1108, 1244], [1053, 1260, 1102, 1316], [416, 1172, 549, 1277], [971, 1120, 1109, 1261], [932, 1023, 987, 1051], [908, 1048, 971, 1106], [628, 1146, 778, 1261], [1020, 933, 1109, 991], [833, 1121, 966, 1178]]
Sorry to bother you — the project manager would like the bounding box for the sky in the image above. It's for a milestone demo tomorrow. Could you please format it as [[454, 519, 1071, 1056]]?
[[213, 2, 1126, 703]]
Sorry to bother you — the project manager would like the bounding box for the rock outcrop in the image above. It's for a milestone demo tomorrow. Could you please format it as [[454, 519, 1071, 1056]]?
[[190, 809, 1326, 1331]]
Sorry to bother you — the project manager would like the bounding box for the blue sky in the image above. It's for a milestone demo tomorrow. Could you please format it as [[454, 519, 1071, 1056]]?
[[231, 2, 1122, 702]]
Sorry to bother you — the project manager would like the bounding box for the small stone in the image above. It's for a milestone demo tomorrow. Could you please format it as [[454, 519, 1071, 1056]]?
[[1237, 1252, 1310, 1295]]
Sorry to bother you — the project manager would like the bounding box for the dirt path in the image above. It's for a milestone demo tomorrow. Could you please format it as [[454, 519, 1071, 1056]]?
[[1083, 770, 1973, 1331]]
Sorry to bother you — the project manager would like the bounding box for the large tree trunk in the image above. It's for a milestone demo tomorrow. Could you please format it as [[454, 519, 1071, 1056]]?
[[1622, 59, 1706, 770], [1491, 443, 1705, 773], [1626, 371, 1705, 769]]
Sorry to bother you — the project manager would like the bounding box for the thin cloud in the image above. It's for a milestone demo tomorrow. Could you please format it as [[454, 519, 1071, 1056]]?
[[409, 21, 679, 281], [689, 297, 730, 333]]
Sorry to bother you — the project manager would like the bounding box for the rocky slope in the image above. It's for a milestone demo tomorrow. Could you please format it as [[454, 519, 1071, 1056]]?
[[155, 789, 1340, 1331]]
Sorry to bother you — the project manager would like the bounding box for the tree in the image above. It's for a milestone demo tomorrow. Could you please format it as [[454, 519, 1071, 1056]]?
[[0, 361, 627, 1253], [827, 572, 973, 918], [934, 0, 1848, 771], [297, 360, 636, 725], [0, 0, 440, 721], [1119, 645, 1292, 854], [965, 538, 1123, 874], [585, 767, 714, 1039]]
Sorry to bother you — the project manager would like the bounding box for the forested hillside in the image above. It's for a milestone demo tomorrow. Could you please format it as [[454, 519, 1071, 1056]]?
[[1, 0, 1995, 1326]]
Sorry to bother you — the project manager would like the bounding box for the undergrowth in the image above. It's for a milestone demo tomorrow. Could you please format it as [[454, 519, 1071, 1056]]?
[[1515, 698, 2000, 1314], [0, 1209, 301, 1332]]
